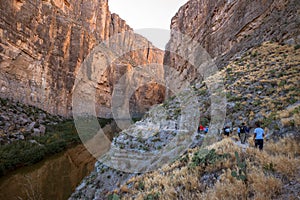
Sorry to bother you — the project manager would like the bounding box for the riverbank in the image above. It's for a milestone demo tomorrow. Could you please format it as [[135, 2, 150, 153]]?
[[0, 118, 115, 177], [0, 120, 79, 176]]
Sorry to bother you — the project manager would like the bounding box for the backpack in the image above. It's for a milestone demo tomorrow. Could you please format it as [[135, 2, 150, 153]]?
[[240, 126, 246, 133]]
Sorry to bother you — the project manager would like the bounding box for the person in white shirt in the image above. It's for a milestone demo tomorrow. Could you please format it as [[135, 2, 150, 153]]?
[[253, 121, 264, 150], [223, 126, 231, 137]]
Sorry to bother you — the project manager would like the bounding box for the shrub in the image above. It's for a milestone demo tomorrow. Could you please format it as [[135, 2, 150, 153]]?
[[231, 151, 247, 182], [262, 112, 277, 127], [98, 118, 114, 127], [144, 192, 160, 200], [190, 149, 229, 168], [107, 194, 120, 200], [45, 139, 67, 154], [0, 120, 84, 176], [138, 181, 145, 191], [263, 162, 276, 172], [294, 44, 300, 50]]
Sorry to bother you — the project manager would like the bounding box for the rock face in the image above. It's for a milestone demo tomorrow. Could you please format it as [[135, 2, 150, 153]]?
[[164, 0, 300, 86], [70, 42, 300, 200], [70, 87, 204, 199], [0, 0, 164, 117]]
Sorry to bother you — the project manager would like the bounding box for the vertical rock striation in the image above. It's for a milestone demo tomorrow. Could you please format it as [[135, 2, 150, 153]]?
[[164, 0, 300, 86], [0, 0, 164, 117]]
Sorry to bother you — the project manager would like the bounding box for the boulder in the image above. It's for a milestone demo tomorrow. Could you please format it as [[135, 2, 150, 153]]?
[[39, 125, 46, 136], [27, 122, 36, 131], [32, 128, 41, 137]]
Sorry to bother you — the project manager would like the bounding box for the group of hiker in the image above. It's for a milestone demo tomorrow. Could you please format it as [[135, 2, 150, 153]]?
[[198, 121, 265, 150]]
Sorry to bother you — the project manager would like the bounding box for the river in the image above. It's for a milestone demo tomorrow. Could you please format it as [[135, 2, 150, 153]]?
[[0, 144, 96, 200]]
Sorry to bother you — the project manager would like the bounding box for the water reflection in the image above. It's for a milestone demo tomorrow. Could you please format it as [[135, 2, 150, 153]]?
[[0, 144, 96, 200]]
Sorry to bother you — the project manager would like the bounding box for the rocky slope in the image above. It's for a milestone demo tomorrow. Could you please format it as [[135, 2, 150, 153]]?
[[0, 97, 63, 144], [70, 77, 204, 199], [71, 42, 300, 199], [164, 0, 300, 90], [0, 0, 164, 117]]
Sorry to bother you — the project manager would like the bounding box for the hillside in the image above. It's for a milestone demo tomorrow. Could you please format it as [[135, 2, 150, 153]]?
[[164, 0, 300, 91], [208, 41, 299, 133], [70, 42, 300, 199], [0, 97, 62, 144], [0, 0, 299, 199], [114, 136, 299, 200]]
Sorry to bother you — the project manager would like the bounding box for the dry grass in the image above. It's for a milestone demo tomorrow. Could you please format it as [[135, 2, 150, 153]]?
[[114, 134, 299, 200], [247, 167, 282, 200], [222, 42, 300, 129], [264, 137, 300, 158], [111, 42, 300, 200], [199, 169, 248, 200]]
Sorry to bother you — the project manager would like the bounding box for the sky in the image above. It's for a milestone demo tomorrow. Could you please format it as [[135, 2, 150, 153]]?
[[108, 0, 189, 49]]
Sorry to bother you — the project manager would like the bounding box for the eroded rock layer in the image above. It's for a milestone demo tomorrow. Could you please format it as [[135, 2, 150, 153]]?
[[164, 0, 300, 87], [0, 0, 164, 117]]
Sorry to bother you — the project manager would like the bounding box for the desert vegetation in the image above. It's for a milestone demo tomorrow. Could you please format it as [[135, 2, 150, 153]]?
[[103, 42, 300, 200], [0, 117, 115, 176], [108, 136, 299, 200]]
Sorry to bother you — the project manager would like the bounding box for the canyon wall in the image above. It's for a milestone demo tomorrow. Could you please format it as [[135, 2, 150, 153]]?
[[0, 0, 164, 117], [164, 0, 300, 87]]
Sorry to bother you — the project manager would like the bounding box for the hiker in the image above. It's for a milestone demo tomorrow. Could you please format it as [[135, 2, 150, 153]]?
[[223, 126, 231, 137], [204, 126, 209, 133], [238, 122, 249, 144], [198, 124, 205, 133], [253, 121, 264, 150]]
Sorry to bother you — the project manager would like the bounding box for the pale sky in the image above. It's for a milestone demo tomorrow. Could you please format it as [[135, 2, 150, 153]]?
[[108, 0, 188, 29], [108, 0, 189, 49]]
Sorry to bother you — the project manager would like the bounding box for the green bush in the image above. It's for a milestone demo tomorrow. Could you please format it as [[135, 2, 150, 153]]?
[[294, 44, 300, 50], [262, 112, 276, 127], [0, 118, 115, 176], [200, 117, 210, 126], [231, 151, 247, 182], [190, 149, 229, 168], [0, 120, 80, 176], [98, 118, 114, 127], [45, 140, 67, 154], [0, 141, 47, 175], [144, 193, 160, 200], [20, 145, 46, 165], [138, 181, 145, 191], [108, 194, 120, 200]]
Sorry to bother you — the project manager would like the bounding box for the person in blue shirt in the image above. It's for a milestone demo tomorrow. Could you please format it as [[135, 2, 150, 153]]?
[[253, 121, 264, 150], [204, 126, 209, 134]]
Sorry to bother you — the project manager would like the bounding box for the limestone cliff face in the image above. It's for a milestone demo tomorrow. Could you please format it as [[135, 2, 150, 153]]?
[[0, 0, 164, 117], [164, 0, 300, 86]]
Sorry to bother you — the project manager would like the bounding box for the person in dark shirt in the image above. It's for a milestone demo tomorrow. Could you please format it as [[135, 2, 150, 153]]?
[[238, 122, 249, 144]]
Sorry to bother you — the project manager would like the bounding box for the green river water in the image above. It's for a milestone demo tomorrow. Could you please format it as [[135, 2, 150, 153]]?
[[0, 144, 96, 200]]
